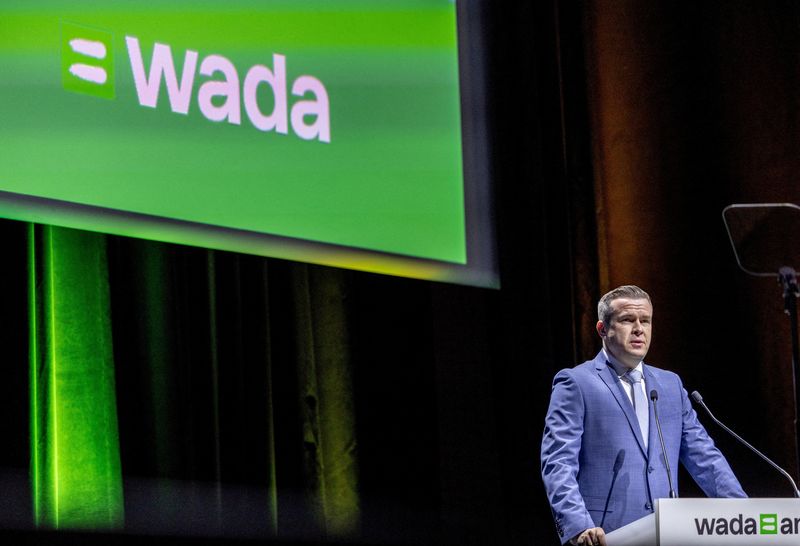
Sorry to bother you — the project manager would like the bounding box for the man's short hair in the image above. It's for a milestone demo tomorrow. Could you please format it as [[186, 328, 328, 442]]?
[[597, 285, 651, 325]]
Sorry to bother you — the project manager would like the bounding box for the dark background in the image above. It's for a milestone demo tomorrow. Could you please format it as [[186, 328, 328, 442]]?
[[2, 1, 800, 545]]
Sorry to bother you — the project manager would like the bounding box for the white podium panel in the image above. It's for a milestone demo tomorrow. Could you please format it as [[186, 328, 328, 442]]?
[[604, 513, 655, 546], [658, 498, 800, 545]]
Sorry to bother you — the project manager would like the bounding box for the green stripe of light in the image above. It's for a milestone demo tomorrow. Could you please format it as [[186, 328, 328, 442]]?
[[0, 5, 456, 51], [30, 225, 124, 529], [46, 227, 60, 526], [28, 223, 40, 526]]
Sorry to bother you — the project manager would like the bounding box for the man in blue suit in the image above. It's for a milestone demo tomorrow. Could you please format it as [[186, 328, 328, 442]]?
[[541, 285, 745, 545]]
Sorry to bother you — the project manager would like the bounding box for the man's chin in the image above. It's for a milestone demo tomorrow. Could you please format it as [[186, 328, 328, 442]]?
[[626, 348, 647, 360]]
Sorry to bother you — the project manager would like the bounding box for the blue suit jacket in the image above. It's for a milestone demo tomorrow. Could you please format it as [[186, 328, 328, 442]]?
[[540, 352, 746, 543]]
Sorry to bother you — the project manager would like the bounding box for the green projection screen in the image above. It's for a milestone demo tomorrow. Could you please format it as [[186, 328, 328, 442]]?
[[0, 1, 497, 287]]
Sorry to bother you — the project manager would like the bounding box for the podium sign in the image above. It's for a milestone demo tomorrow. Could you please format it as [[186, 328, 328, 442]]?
[[658, 499, 800, 545]]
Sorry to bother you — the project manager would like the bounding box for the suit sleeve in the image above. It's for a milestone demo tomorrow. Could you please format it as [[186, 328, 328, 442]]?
[[677, 380, 747, 498], [541, 370, 595, 544]]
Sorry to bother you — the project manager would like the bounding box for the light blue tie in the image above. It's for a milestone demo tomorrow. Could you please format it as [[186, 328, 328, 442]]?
[[624, 369, 648, 448]]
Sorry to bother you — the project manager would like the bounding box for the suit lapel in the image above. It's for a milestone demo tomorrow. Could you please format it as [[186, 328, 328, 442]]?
[[594, 354, 648, 456]]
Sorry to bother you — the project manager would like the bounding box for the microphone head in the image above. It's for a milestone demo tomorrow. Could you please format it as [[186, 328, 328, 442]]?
[[613, 449, 626, 472], [690, 391, 703, 403], [649, 389, 658, 401]]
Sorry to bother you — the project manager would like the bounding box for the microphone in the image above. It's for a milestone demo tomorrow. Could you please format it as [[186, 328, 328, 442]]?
[[600, 449, 626, 528], [650, 390, 678, 498], [691, 391, 800, 498]]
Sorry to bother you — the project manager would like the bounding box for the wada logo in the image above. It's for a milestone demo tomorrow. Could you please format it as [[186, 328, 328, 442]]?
[[61, 22, 115, 99], [60, 20, 330, 143], [694, 513, 799, 536]]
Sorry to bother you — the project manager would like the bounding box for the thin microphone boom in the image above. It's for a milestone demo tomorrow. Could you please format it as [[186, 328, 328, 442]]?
[[650, 390, 678, 498], [691, 390, 800, 498], [601, 449, 625, 528]]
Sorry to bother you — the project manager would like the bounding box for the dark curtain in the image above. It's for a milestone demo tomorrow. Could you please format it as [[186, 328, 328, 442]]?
[[108, 238, 362, 540]]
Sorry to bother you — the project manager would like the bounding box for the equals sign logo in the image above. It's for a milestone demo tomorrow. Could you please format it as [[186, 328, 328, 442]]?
[[69, 38, 108, 84], [61, 21, 115, 99]]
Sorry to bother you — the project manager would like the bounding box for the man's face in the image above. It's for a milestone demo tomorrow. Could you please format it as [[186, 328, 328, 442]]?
[[596, 297, 653, 369]]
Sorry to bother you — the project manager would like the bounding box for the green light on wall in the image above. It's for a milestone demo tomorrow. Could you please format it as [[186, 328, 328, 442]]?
[[29, 225, 124, 529]]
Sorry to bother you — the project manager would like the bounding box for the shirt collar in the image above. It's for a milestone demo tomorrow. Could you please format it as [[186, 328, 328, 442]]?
[[602, 347, 643, 377]]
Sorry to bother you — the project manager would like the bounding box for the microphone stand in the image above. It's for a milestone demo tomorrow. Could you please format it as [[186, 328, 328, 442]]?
[[779, 266, 800, 478], [722, 204, 800, 480], [650, 390, 677, 498]]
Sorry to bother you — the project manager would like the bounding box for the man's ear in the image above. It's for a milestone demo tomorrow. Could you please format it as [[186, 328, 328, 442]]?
[[596, 320, 606, 337]]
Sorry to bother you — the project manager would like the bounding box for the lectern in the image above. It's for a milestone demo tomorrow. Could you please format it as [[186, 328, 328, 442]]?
[[606, 499, 800, 545]]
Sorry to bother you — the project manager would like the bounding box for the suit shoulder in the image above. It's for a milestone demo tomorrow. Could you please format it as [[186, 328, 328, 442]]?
[[644, 363, 683, 385], [552, 359, 600, 382], [645, 362, 677, 376]]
